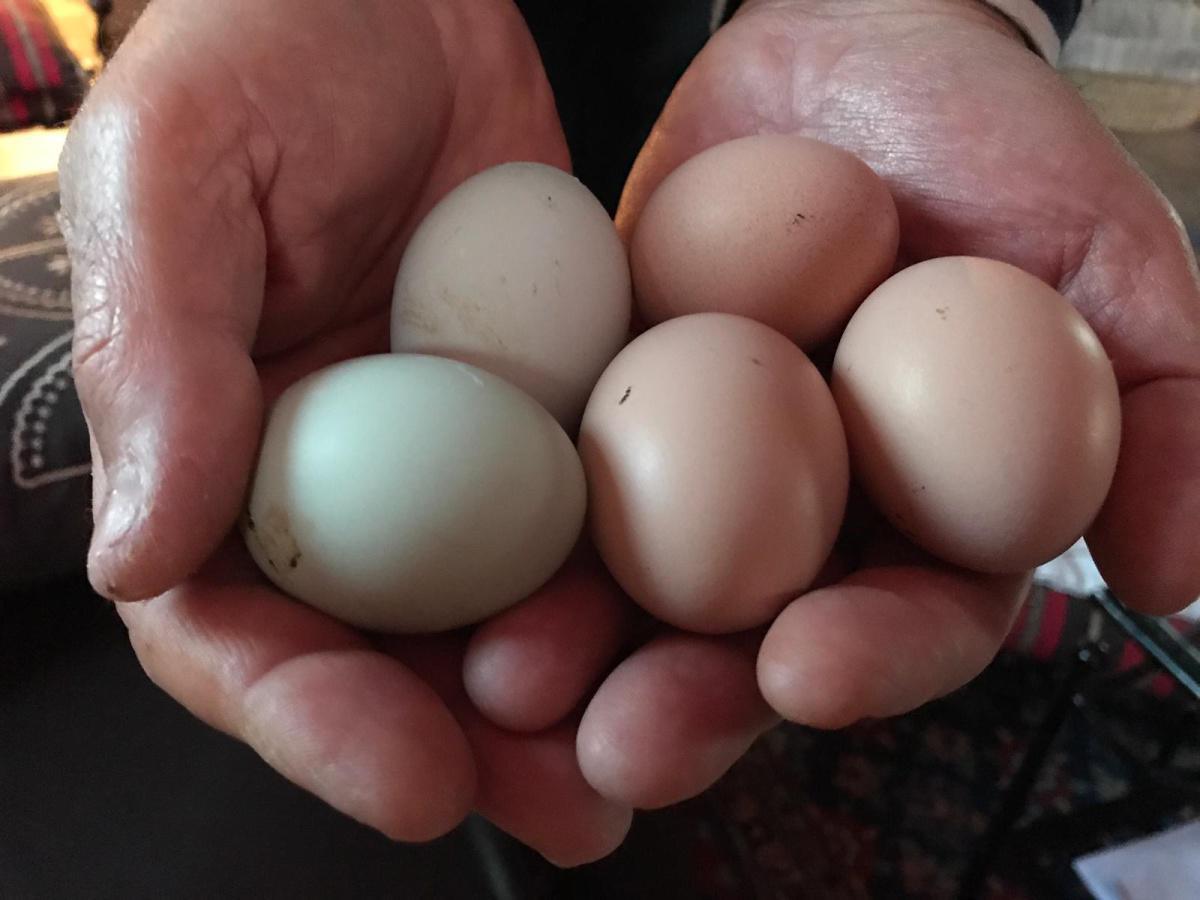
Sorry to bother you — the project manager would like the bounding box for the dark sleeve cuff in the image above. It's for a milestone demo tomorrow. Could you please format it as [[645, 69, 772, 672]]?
[[1032, 0, 1085, 42]]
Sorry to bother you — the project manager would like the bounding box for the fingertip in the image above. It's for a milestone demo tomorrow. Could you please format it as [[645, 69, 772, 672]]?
[[467, 719, 632, 867], [1087, 379, 1200, 616], [576, 633, 776, 810], [537, 800, 633, 869], [756, 643, 866, 731], [757, 569, 1025, 728], [461, 635, 531, 731], [388, 632, 634, 863], [1091, 507, 1200, 618], [463, 558, 633, 733], [240, 650, 477, 843], [1097, 569, 1199, 619], [463, 633, 574, 733], [574, 717, 634, 804]]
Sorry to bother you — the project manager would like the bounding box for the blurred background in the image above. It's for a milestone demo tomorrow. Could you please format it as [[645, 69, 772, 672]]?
[[1060, 0, 1199, 249], [10, 0, 1200, 235]]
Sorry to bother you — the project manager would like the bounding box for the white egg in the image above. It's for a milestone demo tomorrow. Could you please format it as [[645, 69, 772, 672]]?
[[391, 162, 632, 428], [242, 354, 587, 633]]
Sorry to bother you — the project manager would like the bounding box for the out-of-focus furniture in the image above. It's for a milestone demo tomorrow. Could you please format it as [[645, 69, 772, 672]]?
[[958, 592, 1200, 898], [0, 172, 89, 593], [0, 1, 87, 133], [1062, 0, 1200, 133]]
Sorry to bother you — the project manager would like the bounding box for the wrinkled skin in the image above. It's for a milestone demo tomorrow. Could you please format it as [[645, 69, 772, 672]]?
[[60, 0, 1199, 864]]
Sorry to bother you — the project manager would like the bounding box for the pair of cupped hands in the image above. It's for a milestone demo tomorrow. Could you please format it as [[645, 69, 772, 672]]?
[[58, 0, 1200, 865]]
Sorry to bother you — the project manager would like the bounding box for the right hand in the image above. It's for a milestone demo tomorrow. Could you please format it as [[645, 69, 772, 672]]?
[[60, 0, 633, 863]]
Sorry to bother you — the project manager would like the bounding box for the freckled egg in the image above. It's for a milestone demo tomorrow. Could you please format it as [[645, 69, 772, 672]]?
[[831, 256, 1122, 574], [243, 354, 586, 633], [391, 162, 632, 428], [629, 135, 899, 349], [579, 313, 849, 633]]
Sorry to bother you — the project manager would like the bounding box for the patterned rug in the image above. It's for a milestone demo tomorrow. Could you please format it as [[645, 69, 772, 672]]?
[[623, 588, 1200, 899], [556, 587, 1200, 899]]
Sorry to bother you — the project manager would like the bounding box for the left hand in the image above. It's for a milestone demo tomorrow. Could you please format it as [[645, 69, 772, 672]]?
[[466, 0, 1200, 813]]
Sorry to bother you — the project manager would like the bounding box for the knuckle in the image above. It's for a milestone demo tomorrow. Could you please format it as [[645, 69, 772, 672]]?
[[60, 94, 138, 396], [71, 278, 128, 403], [59, 86, 156, 409]]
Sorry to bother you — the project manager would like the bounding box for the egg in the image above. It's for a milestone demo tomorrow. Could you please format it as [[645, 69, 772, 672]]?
[[242, 354, 586, 633], [392, 162, 632, 428], [579, 313, 849, 633], [831, 256, 1121, 574], [629, 134, 899, 349]]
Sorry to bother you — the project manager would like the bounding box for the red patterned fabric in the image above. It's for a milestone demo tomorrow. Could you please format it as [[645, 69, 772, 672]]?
[[1004, 586, 1199, 697], [0, 0, 87, 131]]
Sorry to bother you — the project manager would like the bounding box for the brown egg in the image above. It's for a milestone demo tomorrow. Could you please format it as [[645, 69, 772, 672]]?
[[831, 257, 1122, 575], [629, 134, 899, 349], [579, 313, 849, 633]]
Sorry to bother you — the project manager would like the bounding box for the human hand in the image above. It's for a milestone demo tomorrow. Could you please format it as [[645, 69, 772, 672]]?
[[60, 0, 632, 863], [468, 0, 1200, 813]]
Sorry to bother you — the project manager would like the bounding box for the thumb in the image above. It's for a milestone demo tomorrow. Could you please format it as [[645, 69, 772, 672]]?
[[60, 50, 266, 601]]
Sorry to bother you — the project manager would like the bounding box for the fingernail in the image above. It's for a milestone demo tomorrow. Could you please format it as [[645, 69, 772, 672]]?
[[88, 455, 144, 598]]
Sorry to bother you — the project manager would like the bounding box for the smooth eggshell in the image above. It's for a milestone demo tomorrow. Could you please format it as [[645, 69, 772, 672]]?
[[630, 135, 899, 349], [392, 162, 632, 428], [243, 354, 586, 633], [579, 313, 849, 633], [831, 256, 1122, 574]]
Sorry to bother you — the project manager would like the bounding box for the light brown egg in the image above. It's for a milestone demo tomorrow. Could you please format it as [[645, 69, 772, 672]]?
[[629, 134, 899, 349], [579, 313, 849, 633], [831, 257, 1122, 575]]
